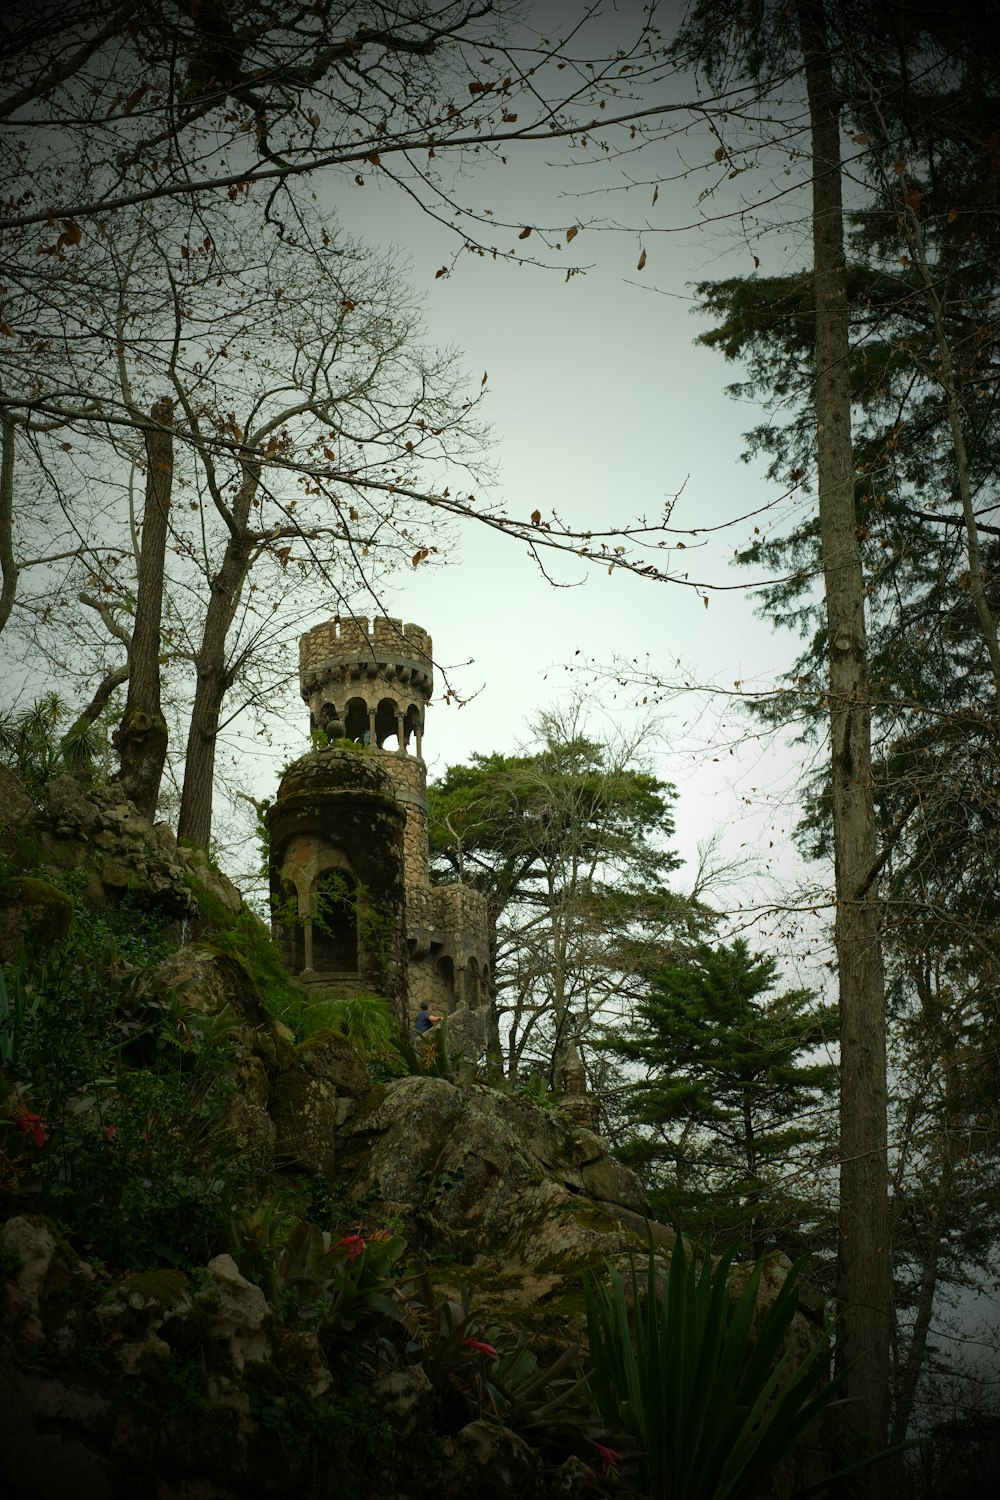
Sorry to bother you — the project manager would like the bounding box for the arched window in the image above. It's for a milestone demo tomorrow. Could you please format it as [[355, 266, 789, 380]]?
[[465, 957, 481, 1007], [312, 870, 358, 971], [375, 697, 400, 749], [437, 954, 455, 1003], [344, 696, 370, 743]]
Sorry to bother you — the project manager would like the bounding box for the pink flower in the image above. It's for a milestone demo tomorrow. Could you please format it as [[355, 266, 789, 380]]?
[[105, 1123, 117, 1141], [13, 1107, 45, 1148], [462, 1337, 500, 1361], [593, 1443, 619, 1477], [333, 1233, 366, 1262]]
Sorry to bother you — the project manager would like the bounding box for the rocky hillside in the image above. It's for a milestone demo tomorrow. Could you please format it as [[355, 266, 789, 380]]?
[[0, 773, 831, 1500]]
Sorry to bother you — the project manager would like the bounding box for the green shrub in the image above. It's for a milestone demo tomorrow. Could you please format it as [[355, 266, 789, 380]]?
[[585, 1238, 843, 1500], [1, 921, 253, 1267]]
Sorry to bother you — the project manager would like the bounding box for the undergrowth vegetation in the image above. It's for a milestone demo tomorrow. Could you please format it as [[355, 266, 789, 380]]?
[[0, 855, 854, 1496]]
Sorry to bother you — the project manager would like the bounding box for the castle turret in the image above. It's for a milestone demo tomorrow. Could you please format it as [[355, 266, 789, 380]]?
[[299, 616, 432, 890], [269, 613, 491, 1036]]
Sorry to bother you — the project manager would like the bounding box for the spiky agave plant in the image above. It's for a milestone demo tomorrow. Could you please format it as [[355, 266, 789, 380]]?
[[585, 1236, 843, 1500]]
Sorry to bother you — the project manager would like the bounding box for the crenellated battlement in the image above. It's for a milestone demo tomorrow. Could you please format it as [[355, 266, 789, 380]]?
[[300, 616, 433, 678]]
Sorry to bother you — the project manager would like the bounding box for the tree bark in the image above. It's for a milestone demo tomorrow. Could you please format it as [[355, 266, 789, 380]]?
[[797, 0, 891, 1451], [176, 460, 258, 850], [0, 415, 17, 634], [114, 397, 172, 819]]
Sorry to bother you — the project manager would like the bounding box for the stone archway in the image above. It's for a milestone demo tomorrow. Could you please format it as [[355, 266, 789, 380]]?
[[311, 868, 358, 972]]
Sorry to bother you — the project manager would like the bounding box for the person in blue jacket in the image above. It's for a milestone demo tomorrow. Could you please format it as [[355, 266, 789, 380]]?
[[413, 1002, 439, 1038]]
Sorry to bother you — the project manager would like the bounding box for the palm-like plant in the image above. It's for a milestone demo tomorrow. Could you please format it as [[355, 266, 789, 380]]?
[[0, 691, 104, 800], [585, 1237, 842, 1500]]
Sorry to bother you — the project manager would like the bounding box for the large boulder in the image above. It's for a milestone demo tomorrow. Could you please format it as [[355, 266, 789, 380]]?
[[336, 1074, 652, 1334], [271, 1029, 371, 1177], [38, 776, 197, 916]]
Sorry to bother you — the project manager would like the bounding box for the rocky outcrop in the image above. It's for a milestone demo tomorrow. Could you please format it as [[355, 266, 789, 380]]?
[[38, 776, 198, 915], [271, 1028, 372, 1176], [0, 1208, 607, 1500], [337, 1073, 654, 1335], [0, 875, 74, 962], [0, 773, 244, 925]]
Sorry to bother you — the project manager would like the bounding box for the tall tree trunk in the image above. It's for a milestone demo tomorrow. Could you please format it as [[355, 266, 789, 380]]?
[[176, 463, 258, 850], [0, 415, 18, 634], [797, 0, 891, 1450], [114, 397, 172, 819]]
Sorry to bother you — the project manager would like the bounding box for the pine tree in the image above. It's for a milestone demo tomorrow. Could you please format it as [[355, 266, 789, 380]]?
[[605, 938, 838, 1263]]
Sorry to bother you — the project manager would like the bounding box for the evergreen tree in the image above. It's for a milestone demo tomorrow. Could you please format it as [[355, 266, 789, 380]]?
[[680, 0, 1000, 1440], [605, 939, 838, 1264], [427, 704, 707, 1085]]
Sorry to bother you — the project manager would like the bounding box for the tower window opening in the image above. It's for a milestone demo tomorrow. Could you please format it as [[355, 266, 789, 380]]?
[[344, 697, 370, 743], [312, 870, 358, 971], [375, 697, 400, 749]]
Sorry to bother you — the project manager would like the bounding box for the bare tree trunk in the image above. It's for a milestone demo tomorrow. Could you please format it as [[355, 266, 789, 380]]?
[[891, 1132, 953, 1443], [176, 463, 258, 850], [0, 415, 17, 634], [798, 0, 891, 1451], [114, 397, 172, 819]]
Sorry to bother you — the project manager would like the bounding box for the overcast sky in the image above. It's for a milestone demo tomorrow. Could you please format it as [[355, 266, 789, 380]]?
[[235, 0, 827, 955]]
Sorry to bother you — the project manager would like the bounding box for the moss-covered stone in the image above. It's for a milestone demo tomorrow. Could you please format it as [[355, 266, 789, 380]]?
[[293, 1028, 370, 1095], [123, 1269, 191, 1308], [270, 1067, 338, 1178], [0, 874, 74, 960]]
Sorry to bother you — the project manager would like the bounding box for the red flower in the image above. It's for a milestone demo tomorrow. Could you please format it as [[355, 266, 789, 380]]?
[[13, 1108, 45, 1148], [462, 1337, 500, 1361], [593, 1443, 620, 1477], [105, 1123, 117, 1141], [332, 1233, 366, 1262]]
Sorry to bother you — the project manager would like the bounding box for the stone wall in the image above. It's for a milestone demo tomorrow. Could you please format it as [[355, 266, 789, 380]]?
[[378, 751, 429, 890], [406, 882, 491, 1019], [299, 614, 433, 680], [299, 616, 433, 750]]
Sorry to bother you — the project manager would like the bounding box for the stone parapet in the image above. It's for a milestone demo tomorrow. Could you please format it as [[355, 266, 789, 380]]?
[[431, 884, 488, 960], [300, 615, 433, 698]]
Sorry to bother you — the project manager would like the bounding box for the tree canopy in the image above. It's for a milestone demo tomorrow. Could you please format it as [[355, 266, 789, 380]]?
[[428, 704, 706, 1084], [603, 937, 837, 1262]]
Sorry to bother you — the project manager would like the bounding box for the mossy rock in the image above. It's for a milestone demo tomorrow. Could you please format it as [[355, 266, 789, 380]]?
[[270, 1067, 338, 1178], [0, 875, 74, 961], [123, 1269, 192, 1309], [292, 1028, 370, 1096]]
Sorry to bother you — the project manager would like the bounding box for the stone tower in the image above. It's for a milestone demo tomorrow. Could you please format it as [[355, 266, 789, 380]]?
[[267, 615, 491, 1040]]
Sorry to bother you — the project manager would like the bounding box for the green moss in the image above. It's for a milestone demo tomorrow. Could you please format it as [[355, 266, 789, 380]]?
[[0, 874, 74, 943], [207, 912, 307, 1026], [183, 869, 235, 930], [345, 1082, 388, 1123], [124, 1268, 191, 1307], [559, 1198, 623, 1234], [429, 1265, 525, 1295]]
